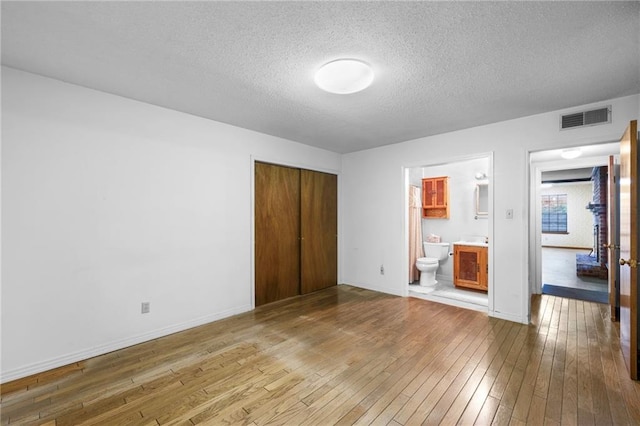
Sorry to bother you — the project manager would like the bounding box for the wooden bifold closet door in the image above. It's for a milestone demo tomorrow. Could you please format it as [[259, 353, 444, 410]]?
[[301, 169, 338, 294], [254, 163, 301, 306], [254, 163, 337, 306]]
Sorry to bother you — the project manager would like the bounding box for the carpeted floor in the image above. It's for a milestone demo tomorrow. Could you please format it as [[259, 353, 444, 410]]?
[[542, 283, 608, 304]]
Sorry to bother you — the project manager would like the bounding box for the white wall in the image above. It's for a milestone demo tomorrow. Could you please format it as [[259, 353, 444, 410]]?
[[341, 94, 639, 324], [0, 68, 341, 382], [409, 157, 490, 282], [541, 182, 593, 248], [2, 66, 638, 381]]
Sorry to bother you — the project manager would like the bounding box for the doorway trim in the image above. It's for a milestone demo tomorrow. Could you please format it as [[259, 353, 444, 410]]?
[[528, 143, 619, 297]]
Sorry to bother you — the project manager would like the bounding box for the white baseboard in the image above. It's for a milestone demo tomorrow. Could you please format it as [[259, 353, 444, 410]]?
[[489, 309, 529, 324], [1, 304, 252, 384]]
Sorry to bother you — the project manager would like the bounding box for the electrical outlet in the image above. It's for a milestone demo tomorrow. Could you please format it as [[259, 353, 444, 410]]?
[[380, 265, 385, 275], [141, 302, 150, 314]]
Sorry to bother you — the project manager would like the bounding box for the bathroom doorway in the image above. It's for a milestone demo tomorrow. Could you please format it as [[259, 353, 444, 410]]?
[[404, 154, 493, 312]]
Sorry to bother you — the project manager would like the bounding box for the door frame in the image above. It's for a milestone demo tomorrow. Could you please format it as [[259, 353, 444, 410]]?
[[250, 155, 341, 309], [528, 143, 619, 296], [608, 155, 621, 321]]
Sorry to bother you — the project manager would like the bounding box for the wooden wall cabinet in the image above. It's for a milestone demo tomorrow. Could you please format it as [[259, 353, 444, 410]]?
[[453, 244, 488, 292], [422, 176, 449, 219]]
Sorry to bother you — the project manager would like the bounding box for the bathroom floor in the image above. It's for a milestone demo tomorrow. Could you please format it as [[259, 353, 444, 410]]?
[[408, 279, 488, 312]]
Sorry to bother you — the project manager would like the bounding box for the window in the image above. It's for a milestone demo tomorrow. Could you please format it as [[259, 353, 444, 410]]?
[[541, 194, 568, 233]]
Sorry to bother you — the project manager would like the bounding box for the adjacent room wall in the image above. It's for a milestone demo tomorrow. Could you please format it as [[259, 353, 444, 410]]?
[[541, 182, 593, 249], [341, 94, 639, 324], [1, 67, 341, 382]]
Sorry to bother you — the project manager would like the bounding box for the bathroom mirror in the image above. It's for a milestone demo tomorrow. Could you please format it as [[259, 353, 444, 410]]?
[[475, 183, 488, 217]]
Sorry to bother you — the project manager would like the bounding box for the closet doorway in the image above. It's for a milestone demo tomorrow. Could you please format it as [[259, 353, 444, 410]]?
[[254, 162, 337, 306]]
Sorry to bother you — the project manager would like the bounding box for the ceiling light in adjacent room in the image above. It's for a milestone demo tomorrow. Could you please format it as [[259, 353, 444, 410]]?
[[314, 59, 374, 94], [560, 148, 582, 159]]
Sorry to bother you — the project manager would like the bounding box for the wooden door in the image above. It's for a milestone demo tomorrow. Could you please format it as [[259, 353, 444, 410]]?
[[453, 245, 488, 291], [300, 169, 337, 294], [254, 162, 301, 306], [433, 177, 448, 208], [423, 179, 436, 208], [422, 177, 449, 219], [422, 177, 447, 208], [619, 120, 638, 379], [608, 155, 620, 321]]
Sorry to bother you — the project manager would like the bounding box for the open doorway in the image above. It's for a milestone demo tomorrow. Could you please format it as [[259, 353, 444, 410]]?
[[404, 154, 493, 313], [530, 143, 619, 303], [540, 169, 608, 302]]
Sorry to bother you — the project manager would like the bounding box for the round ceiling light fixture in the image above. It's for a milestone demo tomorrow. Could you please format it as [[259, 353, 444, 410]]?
[[560, 148, 582, 160], [314, 59, 374, 94]]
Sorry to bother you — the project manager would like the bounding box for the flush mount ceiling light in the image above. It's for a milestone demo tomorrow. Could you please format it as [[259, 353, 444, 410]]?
[[560, 148, 582, 159], [314, 59, 374, 94]]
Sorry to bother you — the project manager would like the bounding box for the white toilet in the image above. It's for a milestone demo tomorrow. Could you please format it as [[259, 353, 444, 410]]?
[[416, 242, 450, 286]]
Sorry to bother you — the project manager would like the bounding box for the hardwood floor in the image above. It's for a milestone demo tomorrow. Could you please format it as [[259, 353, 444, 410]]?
[[2, 285, 639, 425]]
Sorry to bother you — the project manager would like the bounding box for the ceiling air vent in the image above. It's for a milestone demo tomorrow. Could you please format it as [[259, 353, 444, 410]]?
[[560, 106, 611, 130]]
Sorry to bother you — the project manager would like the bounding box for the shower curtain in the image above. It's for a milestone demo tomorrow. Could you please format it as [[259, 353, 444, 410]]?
[[409, 185, 424, 283]]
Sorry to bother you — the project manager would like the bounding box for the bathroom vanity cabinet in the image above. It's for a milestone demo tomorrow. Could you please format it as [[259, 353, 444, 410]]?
[[453, 244, 488, 292], [421, 176, 449, 219]]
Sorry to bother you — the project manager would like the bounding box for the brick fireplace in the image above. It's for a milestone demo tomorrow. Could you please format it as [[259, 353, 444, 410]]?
[[577, 166, 608, 279]]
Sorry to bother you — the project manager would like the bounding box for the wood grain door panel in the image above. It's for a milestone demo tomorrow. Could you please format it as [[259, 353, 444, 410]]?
[[453, 245, 488, 291], [301, 169, 337, 294], [423, 179, 435, 208], [255, 162, 301, 306], [619, 120, 638, 379]]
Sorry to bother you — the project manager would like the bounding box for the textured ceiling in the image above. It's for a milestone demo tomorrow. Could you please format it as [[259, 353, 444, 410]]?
[[2, 1, 639, 154]]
